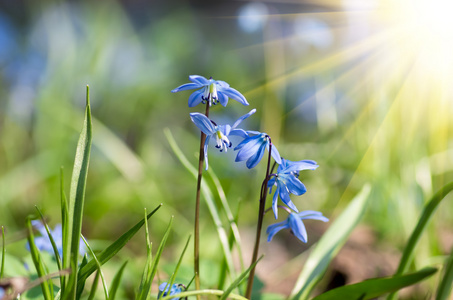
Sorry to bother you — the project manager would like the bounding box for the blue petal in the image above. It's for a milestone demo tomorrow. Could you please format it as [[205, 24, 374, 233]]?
[[215, 80, 230, 88], [246, 143, 266, 169], [189, 75, 209, 85], [285, 175, 307, 196], [204, 136, 211, 170], [266, 219, 289, 242], [284, 160, 319, 173], [219, 87, 249, 106], [235, 135, 262, 159], [289, 213, 308, 243], [298, 210, 329, 222], [232, 109, 256, 129], [229, 128, 248, 139], [270, 144, 282, 164], [171, 82, 202, 93], [188, 90, 204, 107], [272, 185, 280, 219], [278, 184, 299, 213], [218, 92, 229, 107], [190, 113, 216, 135]]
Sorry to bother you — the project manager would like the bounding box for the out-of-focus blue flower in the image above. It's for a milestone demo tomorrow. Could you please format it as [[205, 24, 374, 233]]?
[[158, 282, 183, 300], [172, 75, 249, 107], [266, 211, 328, 243], [190, 109, 256, 170], [0, 286, 5, 299], [29, 220, 86, 258], [268, 159, 318, 218], [234, 132, 281, 169]]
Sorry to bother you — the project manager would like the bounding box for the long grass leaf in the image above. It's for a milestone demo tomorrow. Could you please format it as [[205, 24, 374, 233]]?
[[26, 218, 53, 300], [60, 167, 68, 294], [312, 267, 437, 300], [81, 236, 109, 300], [108, 261, 128, 300], [137, 208, 152, 298], [1, 226, 5, 279], [87, 271, 100, 300], [220, 255, 264, 300], [164, 129, 237, 280], [436, 246, 453, 300], [290, 184, 371, 300], [64, 86, 93, 299], [77, 204, 161, 295], [388, 181, 453, 300], [137, 217, 173, 300], [168, 235, 191, 290], [160, 289, 248, 300], [35, 207, 63, 271]]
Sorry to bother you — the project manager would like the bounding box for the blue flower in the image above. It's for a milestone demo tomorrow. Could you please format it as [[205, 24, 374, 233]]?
[[190, 109, 256, 170], [268, 159, 319, 218], [158, 282, 183, 300], [29, 220, 86, 258], [172, 75, 249, 107], [266, 211, 328, 243], [234, 132, 282, 169], [0, 287, 4, 299]]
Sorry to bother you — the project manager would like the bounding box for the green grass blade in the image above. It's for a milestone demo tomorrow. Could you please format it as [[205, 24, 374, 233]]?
[[26, 218, 53, 300], [60, 167, 69, 294], [64, 86, 93, 299], [108, 261, 128, 300], [81, 236, 109, 300], [1, 226, 5, 279], [220, 255, 264, 300], [77, 204, 161, 295], [290, 184, 371, 300], [164, 129, 237, 280], [388, 181, 453, 300], [137, 208, 153, 298], [312, 267, 437, 300], [35, 207, 63, 272], [436, 247, 453, 300], [137, 216, 173, 300], [160, 289, 248, 300], [87, 270, 100, 300], [168, 235, 191, 290]]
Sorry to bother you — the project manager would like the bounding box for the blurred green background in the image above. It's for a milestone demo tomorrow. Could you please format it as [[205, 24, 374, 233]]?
[[1, 0, 452, 297]]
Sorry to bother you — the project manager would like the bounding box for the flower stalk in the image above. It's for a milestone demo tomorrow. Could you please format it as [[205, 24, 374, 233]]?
[[245, 141, 273, 299], [194, 101, 210, 297]]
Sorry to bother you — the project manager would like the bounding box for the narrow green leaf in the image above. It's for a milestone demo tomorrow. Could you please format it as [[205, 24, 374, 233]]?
[[81, 236, 109, 300], [77, 204, 161, 295], [290, 184, 371, 300], [436, 247, 453, 300], [35, 207, 63, 272], [87, 271, 100, 300], [138, 217, 173, 300], [220, 255, 264, 300], [160, 289, 248, 300], [108, 261, 128, 300], [164, 129, 237, 280], [26, 218, 53, 300], [168, 235, 191, 291], [60, 167, 68, 294], [312, 267, 437, 300], [64, 86, 93, 299], [137, 209, 153, 298], [388, 181, 453, 300], [1, 226, 5, 279]]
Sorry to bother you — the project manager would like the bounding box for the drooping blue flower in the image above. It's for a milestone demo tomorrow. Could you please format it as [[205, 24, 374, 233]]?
[[234, 132, 282, 169], [190, 109, 256, 170], [158, 282, 183, 300], [266, 211, 328, 243], [268, 159, 318, 218], [28, 220, 86, 258], [172, 75, 249, 107]]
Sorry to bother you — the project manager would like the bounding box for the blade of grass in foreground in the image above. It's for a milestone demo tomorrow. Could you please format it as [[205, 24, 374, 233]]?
[[220, 255, 264, 300], [137, 208, 153, 299], [312, 267, 437, 300], [290, 184, 371, 300], [77, 204, 162, 295], [1, 226, 5, 278], [388, 181, 453, 300], [81, 236, 109, 300], [137, 216, 173, 300], [108, 261, 128, 300], [167, 235, 191, 292], [436, 247, 453, 300], [164, 129, 237, 280], [26, 218, 53, 300], [160, 289, 248, 300], [63, 86, 93, 299]]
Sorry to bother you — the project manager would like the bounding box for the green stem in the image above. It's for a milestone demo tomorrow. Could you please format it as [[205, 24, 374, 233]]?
[[245, 140, 273, 298], [194, 101, 210, 297]]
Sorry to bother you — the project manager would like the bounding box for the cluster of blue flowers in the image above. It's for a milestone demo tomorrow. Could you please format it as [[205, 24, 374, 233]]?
[[158, 282, 184, 300], [173, 75, 328, 243]]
